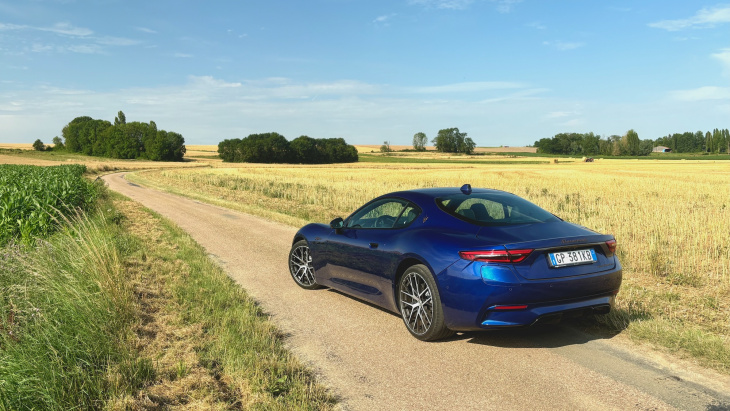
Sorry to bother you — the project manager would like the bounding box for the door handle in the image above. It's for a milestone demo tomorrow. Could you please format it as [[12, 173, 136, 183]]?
[[369, 242, 379, 249]]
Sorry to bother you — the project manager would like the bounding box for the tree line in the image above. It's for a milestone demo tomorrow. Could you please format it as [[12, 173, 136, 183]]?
[[534, 128, 730, 156], [218, 133, 358, 163], [410, 127, 477, 154], [57, 111, 186, 161], [655, 129, 730, 154]]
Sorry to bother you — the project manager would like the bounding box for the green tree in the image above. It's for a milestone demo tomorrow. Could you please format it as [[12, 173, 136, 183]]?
[[219, 135, 356, 164], [413, 132, 427, 152], [114, 110, 126, 126], [32, 139, 46, 151], [432, 127, 474, 154], [290, 136, 321, 163], [52, 136, 65, 150], [624, 129, 640, 156], [639, 139, 654, 156], [581, 132, 600, 155], [380, 141, 391, 153]]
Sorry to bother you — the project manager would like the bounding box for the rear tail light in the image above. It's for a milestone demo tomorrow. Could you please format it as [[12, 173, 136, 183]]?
[[459, 249, 533, 264], [605, 239, 617, 255], [493, 305, 528, 310]]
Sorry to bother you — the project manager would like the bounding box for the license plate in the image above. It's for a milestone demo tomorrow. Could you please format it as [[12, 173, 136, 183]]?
[[549, 248, 596, 267]]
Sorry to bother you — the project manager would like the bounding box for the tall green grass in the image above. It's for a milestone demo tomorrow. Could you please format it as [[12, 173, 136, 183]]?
[[0, 200, 152, 409], [0, 164, 98, 246]]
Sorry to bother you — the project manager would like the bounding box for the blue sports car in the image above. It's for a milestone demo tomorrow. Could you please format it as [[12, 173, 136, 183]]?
[[288, 185, 621, 341]]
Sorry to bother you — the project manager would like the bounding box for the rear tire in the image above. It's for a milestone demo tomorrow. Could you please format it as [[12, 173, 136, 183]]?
[[398, 264, 454, 341], [288, 240, 322, 290]]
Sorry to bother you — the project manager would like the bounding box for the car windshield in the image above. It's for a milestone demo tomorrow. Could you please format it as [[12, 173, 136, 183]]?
[[435, 192, 560, 226]]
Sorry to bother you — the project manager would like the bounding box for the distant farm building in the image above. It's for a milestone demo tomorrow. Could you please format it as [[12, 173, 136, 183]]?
[[653, 146, 672, 153]]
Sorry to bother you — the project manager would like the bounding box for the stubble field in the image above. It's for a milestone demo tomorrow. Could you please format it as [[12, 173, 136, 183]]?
[[128, 158, 730, 371]]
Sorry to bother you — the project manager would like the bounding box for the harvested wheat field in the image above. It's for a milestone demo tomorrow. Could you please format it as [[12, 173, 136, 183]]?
[[0, 152, 207, 173], [0, 143, 34, 150], [129, 158, 730, 371]]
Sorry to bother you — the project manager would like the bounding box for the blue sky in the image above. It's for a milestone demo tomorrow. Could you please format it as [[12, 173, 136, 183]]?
[[1, 1, 729, 146]]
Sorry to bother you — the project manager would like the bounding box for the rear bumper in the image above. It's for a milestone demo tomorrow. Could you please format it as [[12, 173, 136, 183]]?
[[437, 258, 622, 331], [480, 295, 614, 328]]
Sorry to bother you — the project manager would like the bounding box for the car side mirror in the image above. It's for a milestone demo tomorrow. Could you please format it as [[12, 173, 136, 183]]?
[[330, 217, 344, 232]]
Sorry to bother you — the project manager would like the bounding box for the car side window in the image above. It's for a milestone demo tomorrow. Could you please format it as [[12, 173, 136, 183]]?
[[454, 198, 504, 221], [346, 199, 407, 229], [394, 203, 420, 228]]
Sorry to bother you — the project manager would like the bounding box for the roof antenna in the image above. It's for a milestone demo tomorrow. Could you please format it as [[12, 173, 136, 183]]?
[[460, 184, 472, 195]]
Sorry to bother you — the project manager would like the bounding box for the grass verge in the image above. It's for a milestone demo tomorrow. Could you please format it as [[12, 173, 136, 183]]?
[[110, 195, 336, 409], [1, 189, 335, 408], [0, 194, 151, 409]]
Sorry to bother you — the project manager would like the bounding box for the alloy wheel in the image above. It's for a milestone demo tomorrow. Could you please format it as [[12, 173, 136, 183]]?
[[400, 272, 434, 335], [289, 244, 316, 287]]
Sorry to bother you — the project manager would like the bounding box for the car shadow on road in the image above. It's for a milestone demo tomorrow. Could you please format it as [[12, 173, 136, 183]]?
[[324, 288, 623, 349], [455, 319, 620, 349]]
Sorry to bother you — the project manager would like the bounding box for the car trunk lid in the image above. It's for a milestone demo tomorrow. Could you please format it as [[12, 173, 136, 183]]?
[[476, 222, 617, 280]]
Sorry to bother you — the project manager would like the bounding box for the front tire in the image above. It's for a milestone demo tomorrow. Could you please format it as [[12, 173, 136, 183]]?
[[398, 264, 454, 341], [288, 240, 322, 290]]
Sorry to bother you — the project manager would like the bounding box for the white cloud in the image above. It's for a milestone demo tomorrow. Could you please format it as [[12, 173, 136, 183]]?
[[649, 6, 730, 31], [67, 44, 102, 54], [478, 87, 548, 103], [96, 36, 140, 46], [526, 22, 546, 30], [1, 22, 92, 36], [373, 14, 397, 24], [492, 0, 522, 13], [1, 21, 139, 55], [30, 43, 54, 53], [190, 76, 242, 88], [408, 0, 474, 10], [408, 0, 521, 12], [544, 111, 578, 119], [135, 27, 157, 34], [559, 118, 584, 127], [669, 86, 730, 101], [543, 41, 585, 51], [40, 22, 92, 36], [712, 48, 730, 74], [174, 52, 193, 58], [410, 81, 524, 93], [0, 23, 26, 31]]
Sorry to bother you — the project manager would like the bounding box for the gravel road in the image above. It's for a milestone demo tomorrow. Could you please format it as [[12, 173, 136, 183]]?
[[103, 172, 730, 411]]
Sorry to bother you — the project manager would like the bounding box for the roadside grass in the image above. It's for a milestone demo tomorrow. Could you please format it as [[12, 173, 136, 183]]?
[[128, 161, 730, 374], [110, 196, 336, 409], [0, 194, 152, 409], [1, 184, 334, 408]]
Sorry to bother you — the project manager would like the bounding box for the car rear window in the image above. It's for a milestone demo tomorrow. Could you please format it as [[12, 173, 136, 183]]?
[[436, 192, 560, 226]]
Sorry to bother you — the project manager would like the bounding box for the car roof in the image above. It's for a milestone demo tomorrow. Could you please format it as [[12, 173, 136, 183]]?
[[381, 187, 512, 203]]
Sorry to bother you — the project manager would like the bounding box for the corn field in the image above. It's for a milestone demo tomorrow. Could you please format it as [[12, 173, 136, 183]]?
[[0, 164, 98, 245]]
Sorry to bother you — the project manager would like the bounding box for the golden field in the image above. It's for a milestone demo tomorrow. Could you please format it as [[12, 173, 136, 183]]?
[[0, 150, 207, 173], [128, 159, 730, 371]]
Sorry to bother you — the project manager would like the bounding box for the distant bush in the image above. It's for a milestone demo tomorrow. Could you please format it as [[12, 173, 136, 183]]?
[[218, 133, 358, 164], [61, 111, 186, 161], [32, 139, 46, 151]]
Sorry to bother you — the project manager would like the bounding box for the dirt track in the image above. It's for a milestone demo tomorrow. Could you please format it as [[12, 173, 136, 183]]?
[[103, 172, 730, 410]]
